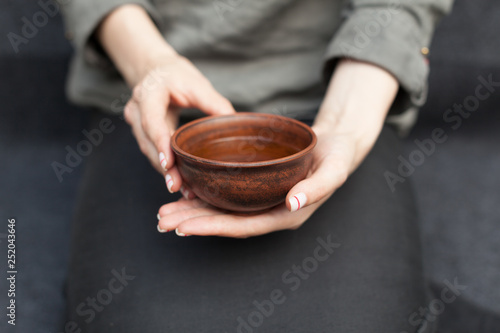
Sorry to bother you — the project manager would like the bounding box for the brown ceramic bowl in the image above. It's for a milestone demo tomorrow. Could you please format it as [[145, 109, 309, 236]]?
[[171, 113, 317, 212]]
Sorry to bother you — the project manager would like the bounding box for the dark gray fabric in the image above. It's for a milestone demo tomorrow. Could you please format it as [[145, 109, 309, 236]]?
[[1, 0, 500, 332], [407, 65, 500, 331], [404, 1, 500, 330], [0, 58, 87, 332], [0, 2, 87, 332], [65, 113, 429, 333], [0, 0, 71, 57]]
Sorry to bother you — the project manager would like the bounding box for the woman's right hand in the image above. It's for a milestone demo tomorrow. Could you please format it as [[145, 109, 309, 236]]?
[[123, 55, 235, 191], [97, 5, 235, 192]]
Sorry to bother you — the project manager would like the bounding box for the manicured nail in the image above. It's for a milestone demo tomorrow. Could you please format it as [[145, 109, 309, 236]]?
[[180, 185, 190, 199], [157, 213, 161, 221], [157, 224, 167, 233], [159, 152, 167, 171], [175, 228, 189, 237], [166, 173, 174, 193], [289, 193, 307, 212]]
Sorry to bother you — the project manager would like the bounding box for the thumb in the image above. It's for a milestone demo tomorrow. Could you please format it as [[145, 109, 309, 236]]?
[[285, 139, 355, 212]]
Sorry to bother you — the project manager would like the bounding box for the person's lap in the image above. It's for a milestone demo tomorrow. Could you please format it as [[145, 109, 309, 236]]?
[[65, 112, 431, 333]]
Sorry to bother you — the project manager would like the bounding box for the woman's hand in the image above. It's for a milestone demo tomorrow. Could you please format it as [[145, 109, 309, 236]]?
[[157, 126, 356, 237], [97, 5, 235, 188], [158, 59, 399, 237], [123, 55, 235, 185]]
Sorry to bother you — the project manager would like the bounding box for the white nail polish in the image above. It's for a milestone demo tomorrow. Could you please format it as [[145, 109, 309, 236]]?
[[157, 213, 161, 221], [157, 224, 167, 233], [175, 228, 187, 237], [159, 152, 167, 171], [289, 192, 307, 212], [180, 185, 190, 199], [166, 174, 174, 193]]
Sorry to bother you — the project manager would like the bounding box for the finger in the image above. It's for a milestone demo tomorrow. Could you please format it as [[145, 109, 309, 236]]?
[[158, 205, 221, 234], [286, 136, 355, 212], [164, 165, 183, 193], [191, 81, 236, 116], [176, 73, 235, 116], [134, 84, 175, 171], [176, 204, 310, 238], [179, 183, 197, 200], [124, 101, 163, 174], [157, 198, 215, 234], [158, 198, 208, 217]]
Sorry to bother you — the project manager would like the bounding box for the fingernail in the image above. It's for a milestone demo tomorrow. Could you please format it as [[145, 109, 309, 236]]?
[[157, 224, 167, 233], [175, 228, 189, 237], [180, 185, 190, 199], [166, 173, 174, 193], [289, 193, 307, 212], [159, 152, 168, 171], [157, 213, 161, 221]]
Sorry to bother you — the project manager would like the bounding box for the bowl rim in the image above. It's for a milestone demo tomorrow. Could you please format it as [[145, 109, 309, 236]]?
[[171, 112, 317, 168]]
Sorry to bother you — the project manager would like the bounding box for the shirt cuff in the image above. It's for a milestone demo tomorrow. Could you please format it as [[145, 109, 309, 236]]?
[[61, 0, 161, 69], [323, 7, 433, 114]]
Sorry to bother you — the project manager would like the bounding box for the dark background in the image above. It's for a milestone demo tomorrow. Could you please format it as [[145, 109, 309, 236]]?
[[1, 0, 499, 332]]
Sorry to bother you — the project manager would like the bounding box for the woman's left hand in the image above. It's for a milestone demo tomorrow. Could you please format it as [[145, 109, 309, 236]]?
[[157, 59, 400, 237]]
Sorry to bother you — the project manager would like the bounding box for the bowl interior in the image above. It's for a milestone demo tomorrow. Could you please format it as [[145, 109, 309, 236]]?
[[173, 113, 315, 164]]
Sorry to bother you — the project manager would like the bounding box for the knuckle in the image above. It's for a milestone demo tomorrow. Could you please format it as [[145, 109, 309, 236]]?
[[335, 169, 349, 185], [221, 97, 232, 108], [153, 136, 164, 150], [149, 126, 167, 149], [132, 85, 141, 100], [324, 159, 349, 186], [123, 104, 134, 124], [176, 55, 190, 66], [158, 206, 169, 216], [198, 74, 212, 87]]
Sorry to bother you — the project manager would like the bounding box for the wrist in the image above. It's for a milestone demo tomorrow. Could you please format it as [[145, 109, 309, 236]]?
[[97, 4, 178, 86], [131, 47, 179, 85], [315, 59, 398, 136]]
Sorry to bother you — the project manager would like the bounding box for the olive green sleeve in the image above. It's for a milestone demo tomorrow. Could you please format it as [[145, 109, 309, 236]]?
[[60, 0, 161, 68], [324, 0, 454, 114]]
